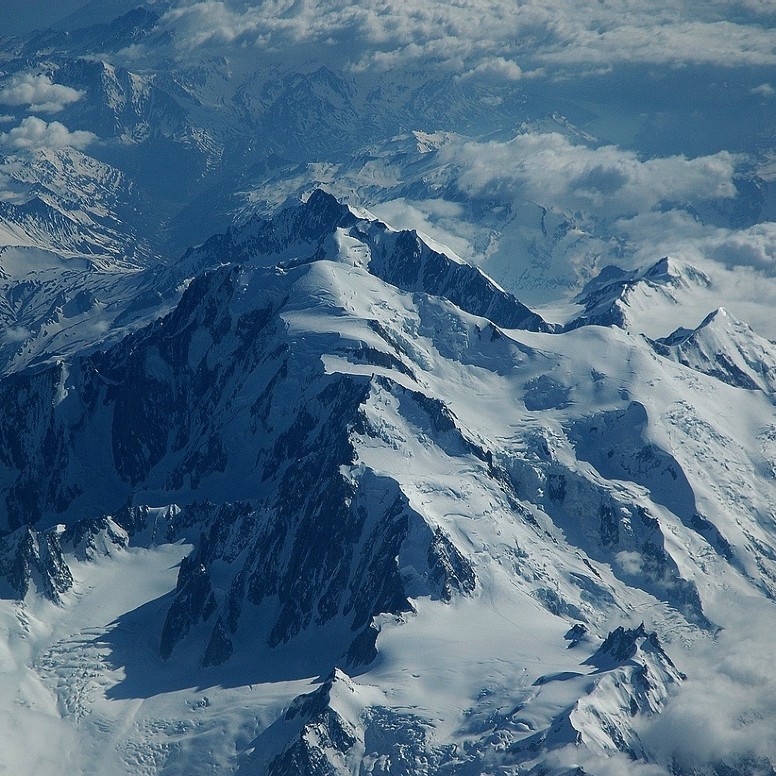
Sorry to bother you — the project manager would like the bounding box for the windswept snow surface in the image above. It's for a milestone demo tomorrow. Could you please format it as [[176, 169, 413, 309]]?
[[0, 542, 190, 775]]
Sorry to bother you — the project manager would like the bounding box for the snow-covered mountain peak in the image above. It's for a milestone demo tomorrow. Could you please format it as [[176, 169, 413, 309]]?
[[184, 189, 554, 333], [656, 304, 776, 395], [3, 181, 776, 772], [567, 255, 714, 337], [695, 305, 732, 328], [0, 145, 154, 265], [641, 255, 711, 288], [2, 3, 776, 772]]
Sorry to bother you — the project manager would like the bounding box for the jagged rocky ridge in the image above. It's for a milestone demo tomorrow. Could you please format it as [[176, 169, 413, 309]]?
[[182, 189, 553, 332], [2, 193, 776, 774]]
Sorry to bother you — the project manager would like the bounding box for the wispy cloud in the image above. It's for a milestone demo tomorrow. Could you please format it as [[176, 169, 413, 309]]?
[[752, 82, 775, 97], [615, 211, 776, 271], [536, 18, 776, 69], [540, 746, 669, 775], [121, 0, 776, 76], [457, 57, 526, 82], [639, 598, 776, 773]]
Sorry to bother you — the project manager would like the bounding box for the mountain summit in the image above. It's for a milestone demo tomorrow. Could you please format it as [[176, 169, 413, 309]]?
[[1, 188, 775, 774]]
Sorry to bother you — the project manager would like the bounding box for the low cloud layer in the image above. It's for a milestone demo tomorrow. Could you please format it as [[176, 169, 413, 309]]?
[[443, 132, 738, 219], [435, 130, 776, 279], [0, 117, 97, 151], [615, 212, 776, 272], [117, 0, 776, 77], [0, 73, 85, 114], [639, 597, 776, 774]]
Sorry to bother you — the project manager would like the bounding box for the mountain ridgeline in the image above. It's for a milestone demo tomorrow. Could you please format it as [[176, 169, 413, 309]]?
[[1, 192, 776, 775]]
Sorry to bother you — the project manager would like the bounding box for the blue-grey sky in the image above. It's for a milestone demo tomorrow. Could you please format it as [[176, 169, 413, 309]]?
[[1, 0, 90, 35]]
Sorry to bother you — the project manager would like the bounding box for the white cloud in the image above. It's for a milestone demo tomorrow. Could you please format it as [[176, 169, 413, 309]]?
[[752, 82, 775, 97], [413, 129, 776, 336], [540, 746, 669, 776], [160, 1, 262, 49], [639, 597, 776, 772], [0, 117, 97, 151], [704, 222, 776, 269], [458, 57, 524, 82], [121, 0, 776, 76], [615, 551, 644, 575], [2, 326, 30, 343], [369, 198, 474, 261], [442, 132, 738, 219], [615, 211, 776, 271], [537, 18, 776, 69], [0, 73, 85, 113]]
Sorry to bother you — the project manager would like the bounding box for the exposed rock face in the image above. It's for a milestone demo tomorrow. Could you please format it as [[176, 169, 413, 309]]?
[[0, 192, 551, 533], [0, 1, 774, 770], [586, 623, 682, 676], [156, 469, 477, 666], [187, 190, 554, 332], [0, 525, 73, 601], [0, 514, 128, 602], [250, 668, 451, 776], [0, 362, 79, 531]]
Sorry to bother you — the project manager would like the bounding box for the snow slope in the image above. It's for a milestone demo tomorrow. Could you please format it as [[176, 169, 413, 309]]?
[[1, 193, 776, 774]]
